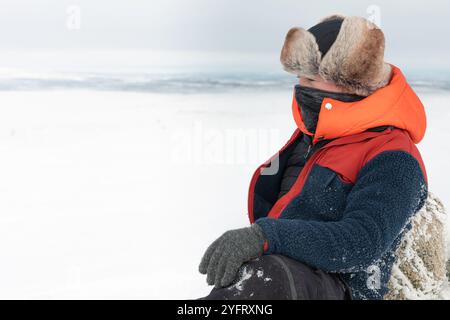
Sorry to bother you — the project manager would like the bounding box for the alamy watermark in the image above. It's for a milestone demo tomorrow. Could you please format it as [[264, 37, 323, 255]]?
[[66, 5, 81, 30], [366, 265, 381, 290], [366, 4, 382, 28], [170, 121, 281, 175]]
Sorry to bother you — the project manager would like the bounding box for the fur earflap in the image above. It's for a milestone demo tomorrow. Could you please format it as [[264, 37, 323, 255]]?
[[280, 15, 392, 96], [280, 27, 321, 78]]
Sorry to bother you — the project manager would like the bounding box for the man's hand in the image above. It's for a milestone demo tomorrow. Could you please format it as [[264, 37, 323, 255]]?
[[199, 224, 266, 288]]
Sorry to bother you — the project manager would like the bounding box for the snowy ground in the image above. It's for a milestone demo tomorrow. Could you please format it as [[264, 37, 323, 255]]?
[[0, 89, 448, 299]]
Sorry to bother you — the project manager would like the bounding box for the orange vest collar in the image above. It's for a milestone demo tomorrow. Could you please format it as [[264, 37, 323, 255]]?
[[292, 66, 427, 145]]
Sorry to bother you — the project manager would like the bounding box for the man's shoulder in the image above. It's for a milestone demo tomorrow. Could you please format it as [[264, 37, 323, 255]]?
[[316, 128, 427, 184]]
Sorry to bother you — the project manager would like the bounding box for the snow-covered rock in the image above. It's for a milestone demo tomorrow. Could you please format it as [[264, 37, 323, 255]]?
[[385, 192, 447, 300]]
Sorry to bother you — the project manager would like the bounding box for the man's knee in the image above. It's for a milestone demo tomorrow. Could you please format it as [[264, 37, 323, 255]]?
[[200, 254, 349, 300]]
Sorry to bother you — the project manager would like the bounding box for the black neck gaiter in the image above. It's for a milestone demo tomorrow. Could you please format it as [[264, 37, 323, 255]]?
[[294, 85, 365, 134]]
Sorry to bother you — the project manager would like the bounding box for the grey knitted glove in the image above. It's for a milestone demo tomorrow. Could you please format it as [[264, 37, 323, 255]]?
[[199, 224, 266, 288]]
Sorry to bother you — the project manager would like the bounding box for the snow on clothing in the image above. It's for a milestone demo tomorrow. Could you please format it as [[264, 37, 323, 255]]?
[[249, 66, 429, 300], [200, 254, 351, 300]]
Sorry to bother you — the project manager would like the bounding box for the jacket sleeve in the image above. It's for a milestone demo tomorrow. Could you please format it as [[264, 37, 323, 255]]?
[[255, 150, 428, 273]]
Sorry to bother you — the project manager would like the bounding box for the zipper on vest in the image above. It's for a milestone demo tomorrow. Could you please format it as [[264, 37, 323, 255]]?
[[304, 144, 312, 159]]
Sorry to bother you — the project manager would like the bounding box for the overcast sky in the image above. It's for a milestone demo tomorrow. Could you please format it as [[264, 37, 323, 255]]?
[[0, 0, 449, 70]]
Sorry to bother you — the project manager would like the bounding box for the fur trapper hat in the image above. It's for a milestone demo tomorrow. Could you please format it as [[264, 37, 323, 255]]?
[[280, 15, 392, 96]]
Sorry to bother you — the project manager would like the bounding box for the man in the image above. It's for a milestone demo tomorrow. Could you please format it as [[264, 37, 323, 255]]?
[[198, 15, 429, 300]]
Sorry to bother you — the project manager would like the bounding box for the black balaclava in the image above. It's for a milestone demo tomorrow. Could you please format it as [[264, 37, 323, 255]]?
[[295, 85, 365, 134], [295, 18, 364, 134]]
